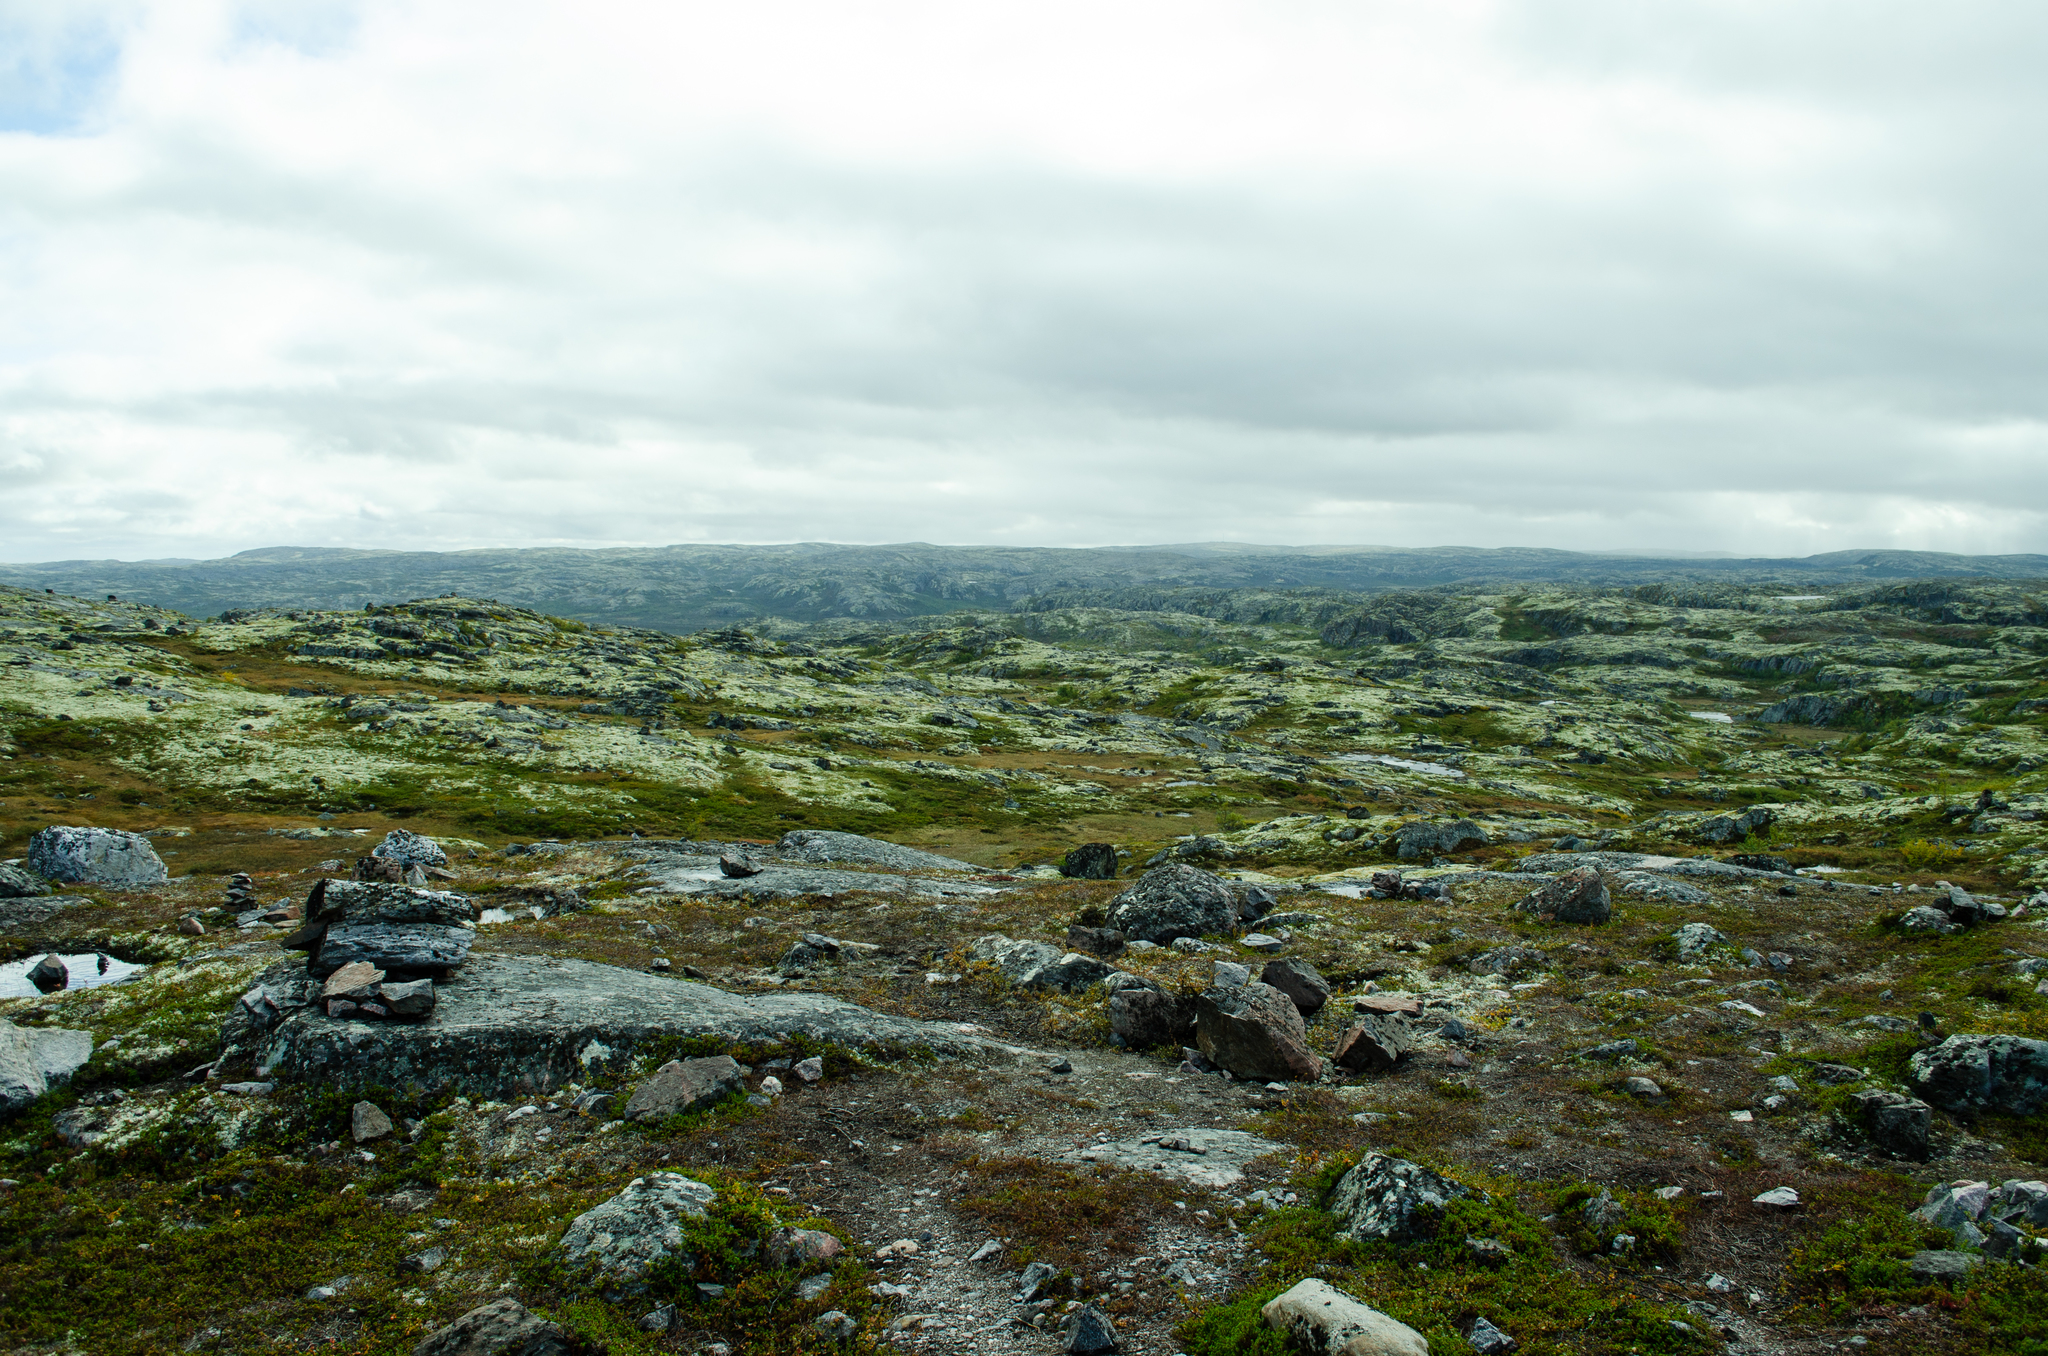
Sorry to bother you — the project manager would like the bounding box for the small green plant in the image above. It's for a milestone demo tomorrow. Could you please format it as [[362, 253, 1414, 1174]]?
[[1901, 838, 1967, 871]]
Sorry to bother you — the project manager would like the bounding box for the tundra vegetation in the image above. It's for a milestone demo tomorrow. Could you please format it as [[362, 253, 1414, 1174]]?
[[1, 576, 2046, 1354]]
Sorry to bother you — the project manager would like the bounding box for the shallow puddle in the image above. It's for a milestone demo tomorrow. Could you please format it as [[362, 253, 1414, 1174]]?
[[0, 951, 150, 999]]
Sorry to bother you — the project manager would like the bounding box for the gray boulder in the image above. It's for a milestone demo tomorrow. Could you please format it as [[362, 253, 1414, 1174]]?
[[411, 1297, 587, 1356], [1260, 958, 1330, 1015], [1853, 1089, 1931, 1160], [372, 829, 448, 869], [1908, 1250, 1982, 1285], [0, 864, 50, 899], [1108, 987, 1197, 1049], [1061, 843, 1120, 880], [0, 1020, 94, 1115], [1328, 1152, 1477, 1244], [1512, 867, 1611, 924], [1394, 818, 1488, 861], [1908, 1034, 2048, 1116], [1195, 982, 1322, 1082], [1106, 865, 1240, 944], [1033, 952, 1119, 992], [1693, 806, 1777, 845], [969, 935, 1062, 984], [1899, 905, 1958, 935], [1672, 923, 1728, 958], [554, 1172, 717, 1291], [25, 826, 167, 887], [238, 954, 1015, 1096], [622, 1056, 744, 1121]]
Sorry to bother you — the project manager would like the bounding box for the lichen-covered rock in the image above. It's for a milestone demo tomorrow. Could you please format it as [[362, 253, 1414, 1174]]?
[[1853, 1089, 1932, 1160], [1260, 1279, 1428, 1356], [308, 880, 477, 927], [372, 828, 449, 869], [554, 1172, 716, 1290], [1328, 1153, 1478, 1244], [1672, 922, 1728, 957], [968, 934, 1062, 984], [1512, 866, 1611, 924], [772, 829, 977, 873], [1061, 842, 1119, 879], [1195, 982, 1322, 1082], [310, 922, 476, 978], [1909, 1033, 2048, 1116], [1332, 1015, 1412, 1073], [1106, 864, 1240, 944], [25, 826, 167, 887]]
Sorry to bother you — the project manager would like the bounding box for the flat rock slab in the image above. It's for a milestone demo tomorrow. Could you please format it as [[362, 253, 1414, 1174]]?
[[0, 897, 89, 934], [254, 953, 1018, 1096], [630, 853, 1006, 902], [1062, 1127, 1282, 1189]]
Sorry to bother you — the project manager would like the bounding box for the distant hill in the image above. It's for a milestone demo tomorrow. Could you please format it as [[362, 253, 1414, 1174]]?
[[4, 542, 2045, 635]]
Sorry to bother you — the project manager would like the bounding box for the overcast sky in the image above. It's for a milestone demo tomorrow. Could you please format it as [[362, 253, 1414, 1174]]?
[[4, 1, 2046, 563]]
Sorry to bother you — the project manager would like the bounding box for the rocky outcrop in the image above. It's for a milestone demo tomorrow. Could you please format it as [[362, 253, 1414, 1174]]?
[[1105, 865, 1240, 944], [1327, 1152, 1477, 1244], [554, 1172, 717, 1291], [1394, 818, 1488, 860], [0, 1019, 94, 1116], [1260, 1278, 1428, 1356], [1908, 1034, 2048, 1116], [968, 935, 1117, 992], [236, 954, 1017, 1096], [1512, 866, 1611, 924], [1195, 982, 1322, 1082], [25, 826, 168, 887], [771, 829, 977, 873]]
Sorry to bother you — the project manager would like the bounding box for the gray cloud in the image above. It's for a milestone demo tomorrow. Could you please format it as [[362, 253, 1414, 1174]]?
[[2, 0, 2046, 562]]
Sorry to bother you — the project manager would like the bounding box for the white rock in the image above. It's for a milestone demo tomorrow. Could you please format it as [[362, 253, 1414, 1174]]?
[[554, 1172, 716, 1287], [1261, 1278, 1428, 1356], [0, 1021, 94, 1114], [25, 826, 168, 887], [1752, 1187, 1801, 1210]]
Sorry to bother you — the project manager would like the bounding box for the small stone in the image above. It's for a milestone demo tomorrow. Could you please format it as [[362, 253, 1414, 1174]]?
[[26, 955, 67, 994], [969, 1239, 1002, 1264], [1018, 1260, 1060, 1302], [1467, 1315, 1517, 1354], [1623, 1076, 1665, 1099], [351, 1101, 393, 1143], [1213, 961, 1252, 988], [1240, 933, 1284, 952], [1062, 1301, 1120, 1354], [1261, 1278, 1427, 1356], [759, 1075, 783, 1096], [813, 1311, 857, 1340], [718, 853, 763, 878], [638, 1303, 677, 1332], [399, 1245, 447, 1274], [178, 915, 206, 937], [1705, 1273, 1733, 1292], [1047, 1057, 1073, 1074], [1752, 1187, 1800, 1210], [1908, 1250, 1982, 1285], [795, 1056, 825, 1083]]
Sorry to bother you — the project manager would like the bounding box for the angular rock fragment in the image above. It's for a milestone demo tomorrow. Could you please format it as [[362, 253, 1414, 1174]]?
[[1512, 867, 1611, 925], [718, 853, 763, 879], [1105, 864, 1240, 944], [1196, 982, 1322, 1082], [1063, 1301, 1119, 1353], [1061, 842, 1119, 880], [1899, 905, 1959, 935], [1853, 1089, 1931, 1160], [313, 922, 475, 978], [351, 1101, 393, 1142], [1333, 1016, 1413, 1074], [778, 932, 842, 974], [1328, 1152, 1477, 1244], [1394, 818, 1488, 861], [1260, 958, 1330, 1015], [1260, 1278, 1428, 1356], [1672, 923, 1727, 958], [27, 954, 66, 994]]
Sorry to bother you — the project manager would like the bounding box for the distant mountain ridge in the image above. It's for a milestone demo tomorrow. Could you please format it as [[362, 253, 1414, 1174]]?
[[3, 542, 2044, 635]]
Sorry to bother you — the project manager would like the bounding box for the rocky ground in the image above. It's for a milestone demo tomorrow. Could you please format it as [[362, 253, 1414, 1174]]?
[[1, 581, 2046, 1355]]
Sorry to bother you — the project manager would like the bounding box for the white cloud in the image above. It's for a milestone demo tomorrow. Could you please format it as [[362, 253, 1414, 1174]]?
[[3, 0, 2046, 561]]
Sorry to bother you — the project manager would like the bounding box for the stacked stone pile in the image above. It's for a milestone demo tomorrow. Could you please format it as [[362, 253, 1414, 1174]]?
[[226, 873, 257, 912], [282, 877, 477, 1021]]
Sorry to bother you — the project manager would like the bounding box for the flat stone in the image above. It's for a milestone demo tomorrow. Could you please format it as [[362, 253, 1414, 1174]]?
[[323, 961, 386, 1000], [1261, 1278, 1429, 1356], [1062, 1128, 1283, 1189], [623, 1056, 743, 1121], [239, 954, 1018, 1096], [0, 864, 50, 899], [1752, 1187, 1800, 1210], [351, 1100, 393, 1142], [0, 1020, 94, 1115], [771, 829, 979, 873], [310, 922, 475, 978]]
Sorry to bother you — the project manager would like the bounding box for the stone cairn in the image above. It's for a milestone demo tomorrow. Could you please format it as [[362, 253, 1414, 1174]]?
[[225, 873, 258, 913], [281, 877, 476, 1023]]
